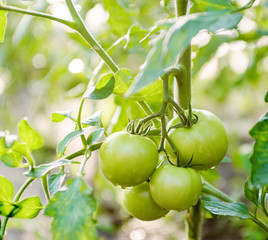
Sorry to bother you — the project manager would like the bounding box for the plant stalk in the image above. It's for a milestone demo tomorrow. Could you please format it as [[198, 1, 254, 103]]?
[[187, 200, 202, 240], [0, 178, 34, 239]]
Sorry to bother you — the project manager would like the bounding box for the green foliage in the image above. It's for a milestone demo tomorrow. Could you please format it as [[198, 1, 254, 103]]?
[[127, 10, 243, 95], [51, 110, 75, 123], [48, 170, 65, 196], [18, 119, 44, 151], [56, 129, 85, 158], [0, 176, 43, 219], [202, 197, 251, 220], [44, 177, 98, 240], [0, 10, 7, 42], [249, 112, 268, 188], [192, 0, 233, 11], [82, 110, 103, 127], [84, 75, 115, 100], [24, 159, 71, 178]]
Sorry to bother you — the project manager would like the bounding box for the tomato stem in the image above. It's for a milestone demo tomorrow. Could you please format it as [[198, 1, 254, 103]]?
[[186, 200, 202, 240]]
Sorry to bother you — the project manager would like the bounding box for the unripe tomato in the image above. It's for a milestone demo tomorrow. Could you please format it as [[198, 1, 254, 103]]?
[[166, 109, 228, 170], [99, 131, 159, 188], [122, 182, 169, 221], [149, 165, 202, 211]]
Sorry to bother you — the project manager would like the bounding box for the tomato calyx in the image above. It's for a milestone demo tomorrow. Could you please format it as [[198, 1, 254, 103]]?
[[126, 118, 152, 136]]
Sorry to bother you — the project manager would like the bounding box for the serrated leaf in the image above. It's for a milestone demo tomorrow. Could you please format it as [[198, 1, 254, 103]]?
[[82, 110, 103, 127], [0, 176, 14, 201], [11, 197, 43, 219], [44, 177, 98, 240], [87, 128, 104, 146], [51, 110, 74, 123], [249, 112, 268, 188], [24, 159, 71, 178], [193, 0, 233, 11], [56, 129, 85, 158], [202, 198, 251, 220], [0, 10, 7, 42], [48, 170, 65, 196], [18, 119, 44, 151], [126, 11, 242, 96], [250, 112, 268, 141], [83, 75, 115, 100], [244, 179, 259, 207], [0, 152, 25, 168]]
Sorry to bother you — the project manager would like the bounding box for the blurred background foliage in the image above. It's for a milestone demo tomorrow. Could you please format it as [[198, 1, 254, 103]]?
[[0, 0, 267, 239]]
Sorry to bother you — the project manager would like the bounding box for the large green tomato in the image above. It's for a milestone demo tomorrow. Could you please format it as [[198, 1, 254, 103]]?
[[99, 131, 159, 188], [166, 109, 228, 170], [122, 182, 169, 221], [149, 165, 202, 211]]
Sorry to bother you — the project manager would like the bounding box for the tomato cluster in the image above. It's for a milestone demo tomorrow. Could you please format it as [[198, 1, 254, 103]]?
[[99, 109, 228, 221]]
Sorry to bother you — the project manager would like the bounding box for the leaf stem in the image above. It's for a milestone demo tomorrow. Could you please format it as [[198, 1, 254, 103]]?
[[64, 0, 119, 73], [77, 98, 88, 147], [137, 101, 160, 127], [0, 178, 34, 238], [202, 180, 233, 203], [0, 4, 75, 28], [41, 175, 50, 201], [202, 181, 268, 233], [187, 200, 202, 240]]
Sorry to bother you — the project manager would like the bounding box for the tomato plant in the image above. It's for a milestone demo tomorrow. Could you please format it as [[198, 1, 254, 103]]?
[[0, 0, 267, 239], [149, 165, 202, 211], [122, 181, 169, 221], [166, 109, 228, 170], [99, 131, 158, 187]]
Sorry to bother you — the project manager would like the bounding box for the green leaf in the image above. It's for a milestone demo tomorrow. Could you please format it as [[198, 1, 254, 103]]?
[[83, 75, 115, 100], [193, 0, 233, 11], [192, 35, 231, 76], [0, 152, 25, 168], [102, 0, 132, 36], [0, 176, 14, 216], [11, 197, 43, 219], [113, 68, 163, 101], [44, 177, 98, 240], [249, 112, 268, 188], [126, 11, 242, 95], [82, 110, 103, 127], [51, 110, 74, 122], [265, 91, 268, 103], [24, 159, 71, 178], [4, 134, 17, 148], [0, 176, 14, 202], [202, 198, 251, 220], [56, 129, 85, 158], [250, 112, 268, 142], [18, 118, 44, 151], [0, 10, 7, 42], [87, 128, 104, 146], [244, 179, 260, 207], [48, 170, 65, 196]]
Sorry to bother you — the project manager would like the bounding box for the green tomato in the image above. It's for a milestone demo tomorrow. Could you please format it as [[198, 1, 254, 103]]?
[[166, 109, 228, 170], [122, 182, 169, 221], [99, 131, 159, 188], [149, 165, 202, 211]]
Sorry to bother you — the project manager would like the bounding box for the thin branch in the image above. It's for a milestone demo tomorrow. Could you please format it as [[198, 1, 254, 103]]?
[[0, 5, 75, 29]]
